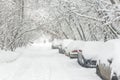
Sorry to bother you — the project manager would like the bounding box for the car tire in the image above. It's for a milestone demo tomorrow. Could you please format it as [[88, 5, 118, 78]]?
[[59, 49, 62, 53], [78, 53, 85, 66], [96, 65, 101, 76]]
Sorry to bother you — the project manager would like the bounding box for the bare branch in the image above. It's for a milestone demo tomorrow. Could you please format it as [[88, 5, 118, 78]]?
[[72, 11, 105, 22]]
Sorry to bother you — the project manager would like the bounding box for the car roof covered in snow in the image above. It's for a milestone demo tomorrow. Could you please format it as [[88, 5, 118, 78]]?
[[52, 39, 62, 45], [61, 39, 73, 49], [65, 40, 85, 52]]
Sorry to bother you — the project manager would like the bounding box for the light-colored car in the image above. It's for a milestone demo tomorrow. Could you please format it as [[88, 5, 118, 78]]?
[[64, 40, 85, 58]]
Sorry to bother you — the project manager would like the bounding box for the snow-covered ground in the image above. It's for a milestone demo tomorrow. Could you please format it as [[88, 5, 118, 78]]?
[[0, 42, 101, 80]]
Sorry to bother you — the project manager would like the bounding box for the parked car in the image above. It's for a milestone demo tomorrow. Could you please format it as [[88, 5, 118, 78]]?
[[110, 39, 120, 80], [111, 58, 120, 80], [96, 39, 120, 80], [78, 52, 97, 68], [64, 40, 85, 58], [51, 39, 62, 49], [58, 39, 73, 54], [77, 41, 104, 68]]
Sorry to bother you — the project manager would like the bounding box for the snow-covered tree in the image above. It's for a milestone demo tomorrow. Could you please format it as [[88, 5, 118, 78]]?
[[0, 0, 39, 51]]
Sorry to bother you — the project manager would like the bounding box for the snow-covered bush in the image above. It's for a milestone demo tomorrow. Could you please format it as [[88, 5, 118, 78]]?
[[0, 50, 21, 63]]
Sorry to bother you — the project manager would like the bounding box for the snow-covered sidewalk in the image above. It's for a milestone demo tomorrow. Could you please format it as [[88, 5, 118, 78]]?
[[0, 43, 101, 80]]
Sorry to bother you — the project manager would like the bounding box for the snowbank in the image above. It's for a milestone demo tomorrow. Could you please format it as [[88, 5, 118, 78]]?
[[0, 50, 21, 63]]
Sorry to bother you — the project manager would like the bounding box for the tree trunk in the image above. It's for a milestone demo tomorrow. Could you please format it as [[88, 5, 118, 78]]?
[[13, 0, 24, 21], [65, 18, 77, 40], [78, 23, 86, 41], [76, 27, 83, 40], [21, 0, 24, 20]]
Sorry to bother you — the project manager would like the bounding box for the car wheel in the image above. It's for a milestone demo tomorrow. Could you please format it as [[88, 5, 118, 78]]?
[[111, 73, 119, 80], [78, 53, 85, 66], [69, 53, 72, 58], [59, 49, 62, 53], [96, 65, 101, 76]]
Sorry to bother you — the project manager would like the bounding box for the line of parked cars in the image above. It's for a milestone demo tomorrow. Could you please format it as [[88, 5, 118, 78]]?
[[51, 39, 120, 80]]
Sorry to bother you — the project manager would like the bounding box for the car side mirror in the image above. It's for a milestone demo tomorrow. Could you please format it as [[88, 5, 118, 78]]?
[[107, 58, 113, 65]]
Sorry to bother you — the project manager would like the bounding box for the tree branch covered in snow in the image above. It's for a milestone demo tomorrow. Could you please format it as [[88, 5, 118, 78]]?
[[72, 11, 105, 22], [0, 0, 120, 51]]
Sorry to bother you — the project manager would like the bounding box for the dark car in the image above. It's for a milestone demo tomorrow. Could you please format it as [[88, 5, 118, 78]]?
[[77, 51, 97, 68]]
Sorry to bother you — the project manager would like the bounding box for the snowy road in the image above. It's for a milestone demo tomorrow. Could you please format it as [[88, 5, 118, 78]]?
[[0, 43, 101, 80]]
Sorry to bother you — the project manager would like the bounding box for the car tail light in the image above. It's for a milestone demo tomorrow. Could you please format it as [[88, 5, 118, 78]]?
[[79, 50, 82, 52]]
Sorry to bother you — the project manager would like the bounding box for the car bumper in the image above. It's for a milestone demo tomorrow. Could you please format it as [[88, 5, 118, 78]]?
[[52, 45, 59, 49], [69, 53, 78, 58], [64, 51, 70, 56]]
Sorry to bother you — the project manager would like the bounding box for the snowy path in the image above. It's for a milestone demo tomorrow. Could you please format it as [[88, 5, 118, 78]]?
[[0, 43, 101, 80]]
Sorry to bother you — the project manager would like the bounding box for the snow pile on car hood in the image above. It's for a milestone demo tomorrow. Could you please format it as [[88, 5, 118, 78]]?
[[82, 40, 116, 65], [98, 40, 115, 65], [82, 41, 104, 60]]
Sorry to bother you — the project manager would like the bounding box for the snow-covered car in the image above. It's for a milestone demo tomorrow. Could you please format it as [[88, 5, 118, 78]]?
[[110, 39, 120, 80], [77, 41, 104, 68], [58, 39, 73, 54], [111, 58, 120, 80], [64, 40, 85, 58], [96, 39, 120, 80], [96, 60, 112, 80], [51, 39, 62, 49]]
